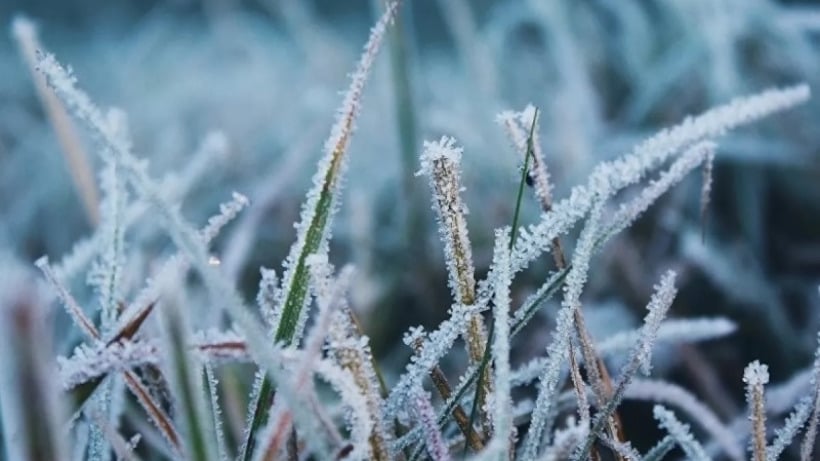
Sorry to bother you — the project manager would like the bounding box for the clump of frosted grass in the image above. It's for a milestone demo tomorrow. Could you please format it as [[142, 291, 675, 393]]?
[[6, 4, 820, 461]]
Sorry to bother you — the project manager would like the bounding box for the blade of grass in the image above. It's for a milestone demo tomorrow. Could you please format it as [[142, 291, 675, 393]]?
[[240, 4, 399, 459], [12, 16, 99, 227], [159, 284, 217, 461], [462, 108, 538, 458]]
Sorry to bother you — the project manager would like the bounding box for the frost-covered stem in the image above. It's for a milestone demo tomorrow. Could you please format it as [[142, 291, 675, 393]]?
[[800, 332, 820, 461], [204, 364, 229, 461], [498, 105, 554, 212], [35, 256, 99, 338], [328, 309, 393, 460], [418, 136, 491, 435], [700, 148, 715, 238], [575, 271, 678, 460], [408, 336, 484, 451], [572, 307, 610, 411], [567, 339, 590, 425], [240, 5, 397, 456], [159, 279, 218, 461], [12, 15, 99, 226], [256, 268, 279, 332], [569, 262, 623, 454], [489, 228, 514, 451], [88, 124, 127, 461], [95, 157, 127, 331], [413, 387, 452, 461], [417, 136, 487, 363], [416, 138, 475, 304], [653, 405, 710, 460], [86, 410, 141, 461], [521, 200, 604, 459], [273, 0, 399, 347], [744, 361, 769, 461]]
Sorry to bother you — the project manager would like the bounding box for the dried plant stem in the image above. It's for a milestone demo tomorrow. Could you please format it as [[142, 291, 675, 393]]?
[[410, 338, 484, 452], [568, 339, 590, 424], [12, 17, 99, 226], [331, 310, 394, 459], [419, 137, 491, 437], [744, 361, 769, 461]]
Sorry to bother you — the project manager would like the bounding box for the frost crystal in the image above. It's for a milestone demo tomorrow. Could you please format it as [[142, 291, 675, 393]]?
[[744, 360, 771, 387]]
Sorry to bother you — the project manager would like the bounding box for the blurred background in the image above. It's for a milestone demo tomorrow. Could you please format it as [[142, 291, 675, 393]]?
[[1, 0, 820, 455]]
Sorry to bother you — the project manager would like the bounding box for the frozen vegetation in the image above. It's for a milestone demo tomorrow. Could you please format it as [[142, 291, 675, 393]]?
[[1, 0, 820, 459]]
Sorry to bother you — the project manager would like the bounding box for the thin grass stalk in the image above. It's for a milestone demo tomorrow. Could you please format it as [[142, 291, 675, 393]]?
[[11, 16, 99, 226], [418, 136, 491, 442], [744, 361, 769, 461], [489, 227, 514, 453], [159, 281, 218, 461], [241, 6, 398, 456], [407, 337, 484, 453], [641, 436, 675, 461], [204, 364, 230, 461], [328, 309, 394, 460], [575, 272, 679, 460]]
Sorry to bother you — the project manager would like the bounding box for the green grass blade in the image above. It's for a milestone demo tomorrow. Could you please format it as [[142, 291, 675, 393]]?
[[509, 107, 539, 251], [240, 4, 399, 459], [160, 288, 217, 461]]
